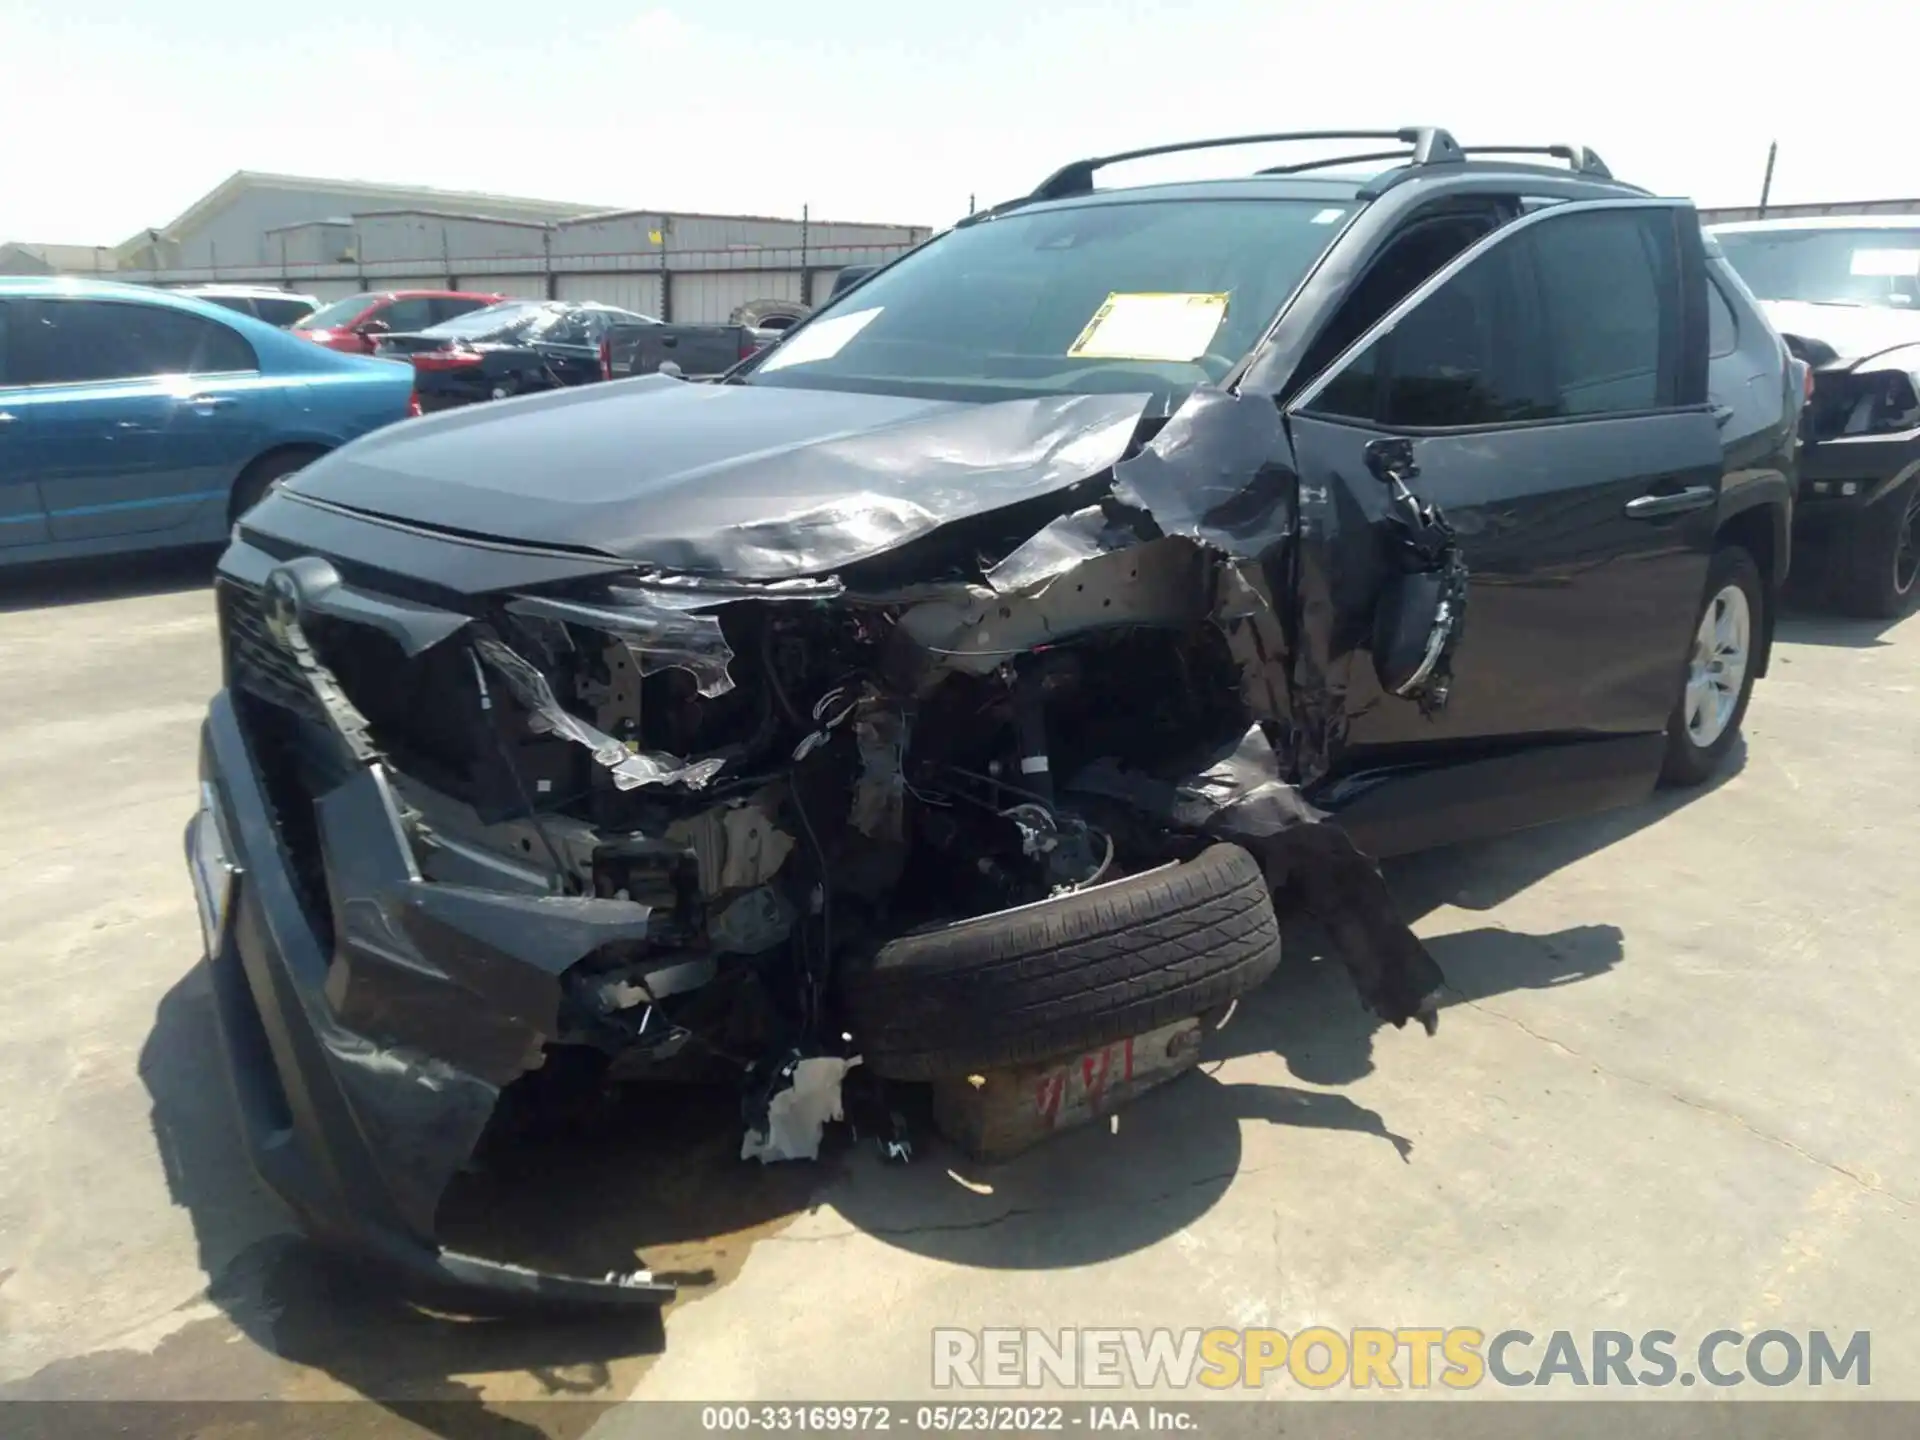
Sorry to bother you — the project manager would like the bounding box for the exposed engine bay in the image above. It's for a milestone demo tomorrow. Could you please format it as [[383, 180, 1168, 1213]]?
[[338, 547, 1249, 1066], [241, 498, 1456, 1124]]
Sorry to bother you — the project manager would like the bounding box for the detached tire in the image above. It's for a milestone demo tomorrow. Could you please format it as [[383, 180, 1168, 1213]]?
[[839, 844, 1280, 1081], [1829, 475, 1920, 619], [1660, 545, 1763, 787]]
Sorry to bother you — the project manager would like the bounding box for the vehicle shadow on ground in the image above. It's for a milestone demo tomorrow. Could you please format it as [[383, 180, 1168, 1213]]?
[[1773, 561, 1916, 647], [0, 548, 219, 613], [1223, 743, 1747, 1089], [1774, 608, 1914, 649], [130, 751, 1741, 1429]]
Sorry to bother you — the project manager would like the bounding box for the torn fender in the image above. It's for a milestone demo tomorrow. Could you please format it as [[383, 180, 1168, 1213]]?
[[1066, 726, 1444, 1031]]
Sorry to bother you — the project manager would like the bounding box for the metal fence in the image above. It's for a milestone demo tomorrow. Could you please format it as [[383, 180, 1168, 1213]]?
[[100, 238, 926, 322]]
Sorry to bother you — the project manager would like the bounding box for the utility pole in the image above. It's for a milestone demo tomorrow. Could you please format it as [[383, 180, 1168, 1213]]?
[[1758, 141, 1778, 216]]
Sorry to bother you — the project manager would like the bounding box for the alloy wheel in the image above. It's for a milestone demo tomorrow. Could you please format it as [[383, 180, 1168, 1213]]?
[[1896, 487, 1920, 597], [1684, 583, 1751, 748]]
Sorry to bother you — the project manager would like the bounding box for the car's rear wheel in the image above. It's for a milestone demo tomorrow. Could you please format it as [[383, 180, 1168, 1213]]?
[[1829, 475, 1920, 619], [837, 843, 1281, 1080], [1660, 545, 1762, 787]]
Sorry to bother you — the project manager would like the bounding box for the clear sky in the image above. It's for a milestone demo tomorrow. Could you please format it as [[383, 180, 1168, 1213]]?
[[2, 0, 1914, 245]]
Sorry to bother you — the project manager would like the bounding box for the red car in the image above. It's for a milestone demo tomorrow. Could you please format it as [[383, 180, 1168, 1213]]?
[[292, 290, 508, 355]]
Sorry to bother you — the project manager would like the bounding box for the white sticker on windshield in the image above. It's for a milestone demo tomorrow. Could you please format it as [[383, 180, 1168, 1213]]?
[[1067, 292, 1228, 363], [1850, 248, 1920, 277], [757, 306, 883, 372], [1312, 208, 1345, 224]]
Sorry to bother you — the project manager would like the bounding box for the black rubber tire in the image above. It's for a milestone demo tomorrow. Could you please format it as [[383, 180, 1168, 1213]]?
[[730, 298, 809, 331], [1829, 475, 1920, 619], [1660, 545, 1764, 788], [838, 843, 1281, 1081], [230, 447, 322, 522]]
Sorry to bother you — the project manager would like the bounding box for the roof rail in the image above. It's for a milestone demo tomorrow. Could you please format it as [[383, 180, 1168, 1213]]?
[[1455, 145, 1613, 180], [1025, 127, 1465, 202], [1254, 149, 1427, 177]]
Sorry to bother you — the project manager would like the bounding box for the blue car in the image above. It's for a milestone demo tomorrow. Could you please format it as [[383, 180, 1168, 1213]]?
[[0, 277, 416, 566]]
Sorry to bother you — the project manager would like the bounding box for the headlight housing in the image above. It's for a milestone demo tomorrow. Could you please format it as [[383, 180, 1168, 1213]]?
[[1805, 368, 1920, 440]]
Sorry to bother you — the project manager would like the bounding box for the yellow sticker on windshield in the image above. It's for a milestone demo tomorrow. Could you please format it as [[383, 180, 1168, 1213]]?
[[1068, 292, 1229, 362]]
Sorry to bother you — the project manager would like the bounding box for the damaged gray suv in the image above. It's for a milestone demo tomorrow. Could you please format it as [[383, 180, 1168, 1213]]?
[[186, 128, 1800, 1309]]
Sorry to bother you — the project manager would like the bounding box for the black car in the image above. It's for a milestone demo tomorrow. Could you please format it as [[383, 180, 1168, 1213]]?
[[188, 127, 1797, 1312], [1711, 217, 1920, 616], [375, 299, 658, 411]]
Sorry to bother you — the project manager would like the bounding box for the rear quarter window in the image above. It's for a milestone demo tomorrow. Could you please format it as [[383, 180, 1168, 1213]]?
[[1708, 280, 1739, 358]]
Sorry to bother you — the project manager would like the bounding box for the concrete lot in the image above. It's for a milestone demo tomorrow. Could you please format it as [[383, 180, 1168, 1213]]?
[[0, 550, 1913, 1430]]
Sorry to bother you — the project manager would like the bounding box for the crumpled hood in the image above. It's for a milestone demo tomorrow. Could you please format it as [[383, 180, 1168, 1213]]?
[[1759, 299, 1920, 371], [285, 375, 1153, 579]]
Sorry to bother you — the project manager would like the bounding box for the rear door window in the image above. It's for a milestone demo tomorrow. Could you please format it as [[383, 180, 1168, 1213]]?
[[13, 299, 258, 384], [1529, 209, 1676, 415], [377, 297, 438, 332], [432, 296, 494, 324]]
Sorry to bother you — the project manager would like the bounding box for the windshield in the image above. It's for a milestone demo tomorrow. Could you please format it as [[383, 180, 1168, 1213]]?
[[421, 301, 564, 341], [295, 293, 379, 331], [1715, 228, 1920, 309], [743, 196, 1353, 402]]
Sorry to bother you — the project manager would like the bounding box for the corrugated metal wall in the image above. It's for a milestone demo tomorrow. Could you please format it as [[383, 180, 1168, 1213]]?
[[102, 198, 931, 317], [673, 270, 805, 323], [554, 273, 664, 313]]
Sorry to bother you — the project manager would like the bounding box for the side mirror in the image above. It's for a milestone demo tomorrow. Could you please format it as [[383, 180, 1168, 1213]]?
[[1363, 436, 1419, 488], [657, 360, 683, 379], [357, 318, 391, 336]]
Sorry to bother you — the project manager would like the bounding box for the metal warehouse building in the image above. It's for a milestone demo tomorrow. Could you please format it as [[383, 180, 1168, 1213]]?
[[5, 171, 933, 323]]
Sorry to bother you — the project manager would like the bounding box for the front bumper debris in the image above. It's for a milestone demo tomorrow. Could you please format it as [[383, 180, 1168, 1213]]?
[[192, 691, 673, 1310]]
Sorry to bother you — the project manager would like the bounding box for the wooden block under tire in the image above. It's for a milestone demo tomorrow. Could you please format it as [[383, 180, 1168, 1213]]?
[[929, 1015, 1204, 1162]]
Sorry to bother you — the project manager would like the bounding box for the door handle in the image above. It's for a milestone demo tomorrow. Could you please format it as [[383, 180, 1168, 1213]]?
[[1625, 485, 1716, 520], [180, 394, 238, 411], [1712, 404, 1735, 428], [0, 411, 16, 427]]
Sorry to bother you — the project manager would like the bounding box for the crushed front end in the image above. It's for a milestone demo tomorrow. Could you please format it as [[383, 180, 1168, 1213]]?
[[188, 390, 1463, 1308]]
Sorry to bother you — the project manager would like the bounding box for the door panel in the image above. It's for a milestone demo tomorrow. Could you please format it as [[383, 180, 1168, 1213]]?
[[34, 378, 276, 541], [1286, 198, 1725, 788], [0, 300, 52, 545], [0, 405, 52, 546], [1290, 408, 1724, 757]]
